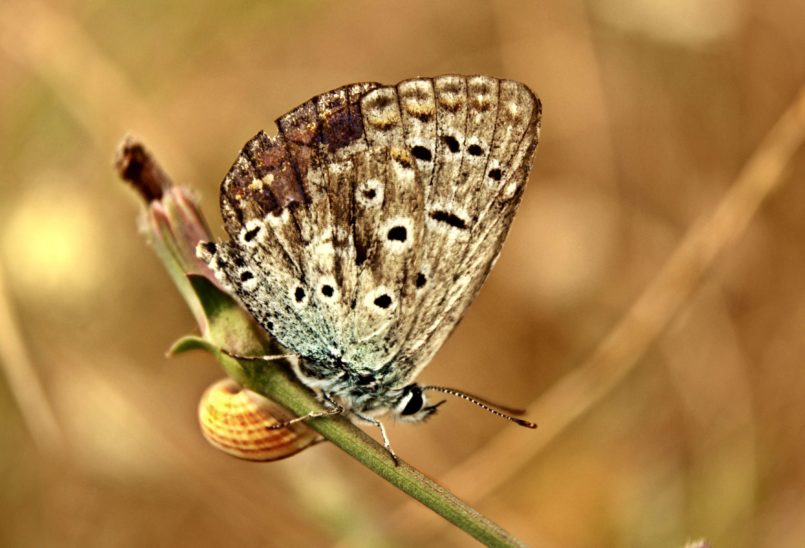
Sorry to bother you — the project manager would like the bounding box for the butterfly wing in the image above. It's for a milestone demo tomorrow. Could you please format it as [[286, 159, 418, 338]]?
[[198, 75, 540, 385], [379, 76, 541, 379], [200, 81, 385, 364]]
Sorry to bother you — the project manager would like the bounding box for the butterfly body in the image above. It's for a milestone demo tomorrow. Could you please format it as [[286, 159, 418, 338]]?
[[198, 75, 540, 426]]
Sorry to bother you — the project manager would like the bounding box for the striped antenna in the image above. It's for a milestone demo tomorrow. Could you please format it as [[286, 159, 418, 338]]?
[[421, 386, 537, 428]]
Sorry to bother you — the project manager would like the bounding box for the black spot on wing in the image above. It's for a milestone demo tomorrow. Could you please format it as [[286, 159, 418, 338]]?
[[387, 226, 407, 242], [411, 145, 432, 161], [415, 272, 427, 288], [443, 135, 460, 153], [430, 210, 468, 230], [244, 226, 260, 242]]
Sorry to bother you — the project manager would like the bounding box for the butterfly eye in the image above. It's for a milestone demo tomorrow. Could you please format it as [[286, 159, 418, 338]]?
[[373, 294, 392, 309], [399, 385, 424, 416]]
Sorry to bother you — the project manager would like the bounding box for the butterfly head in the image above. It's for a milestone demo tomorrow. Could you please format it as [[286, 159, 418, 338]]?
[[394, 384, 539, 428], [392, 384, 446, 423]]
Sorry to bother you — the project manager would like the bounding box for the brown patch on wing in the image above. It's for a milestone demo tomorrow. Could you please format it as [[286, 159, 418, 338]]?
[[244, 131, 306, 210], [317, 83, 378, 151]]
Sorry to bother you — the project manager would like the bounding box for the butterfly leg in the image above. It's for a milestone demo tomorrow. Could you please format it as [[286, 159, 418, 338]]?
[[220, 348, 298, 363], [321, 391, 340, 408], [353, 413, 398, 465], [267, 395, 343, 429]]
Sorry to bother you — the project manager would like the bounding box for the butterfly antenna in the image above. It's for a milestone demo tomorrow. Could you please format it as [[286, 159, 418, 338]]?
[[421, 386, 537, 428]]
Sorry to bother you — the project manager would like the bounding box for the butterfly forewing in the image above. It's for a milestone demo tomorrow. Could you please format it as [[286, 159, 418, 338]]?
[[402, 79, 540, 374], [200, 74, 540, 397]]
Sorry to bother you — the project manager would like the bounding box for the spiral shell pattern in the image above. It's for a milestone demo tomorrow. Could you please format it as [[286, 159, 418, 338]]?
[[198, 378, 320, 461]]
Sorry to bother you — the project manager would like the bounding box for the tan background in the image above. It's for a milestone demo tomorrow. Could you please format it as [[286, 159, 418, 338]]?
[[2, 1, 805, 546]]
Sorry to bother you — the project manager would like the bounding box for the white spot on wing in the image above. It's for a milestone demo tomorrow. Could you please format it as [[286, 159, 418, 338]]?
[[317, 276, 339, 299], [239, 271, 259, 292], [289, 283, 308, 308], [266, 208, 290, 227], [502, 180, 519, 199], [239, 219, 264, 246], [356, 178, 384, 207], [381, 217, 414, 254], [364, 286, 396, 311]]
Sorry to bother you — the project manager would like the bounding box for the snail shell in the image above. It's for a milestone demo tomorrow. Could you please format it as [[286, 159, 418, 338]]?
[[198, 378, 320, 461]]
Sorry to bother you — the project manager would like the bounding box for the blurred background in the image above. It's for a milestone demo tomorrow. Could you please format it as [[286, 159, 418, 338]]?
[[2, 1, 805, 546]]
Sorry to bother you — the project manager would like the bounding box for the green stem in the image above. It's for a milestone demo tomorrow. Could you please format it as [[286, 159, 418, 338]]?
[[250, 361, 524, 548], [175, 333, 523, 547]]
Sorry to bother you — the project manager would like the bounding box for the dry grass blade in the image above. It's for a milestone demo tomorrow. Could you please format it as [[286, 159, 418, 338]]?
[[0, 0, 192, 178], [385, 83, 805, 538], [0, 264, 65, 457]]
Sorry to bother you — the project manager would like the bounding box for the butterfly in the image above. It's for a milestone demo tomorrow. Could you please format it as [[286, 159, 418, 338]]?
[[197, 75, 541, 460]]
